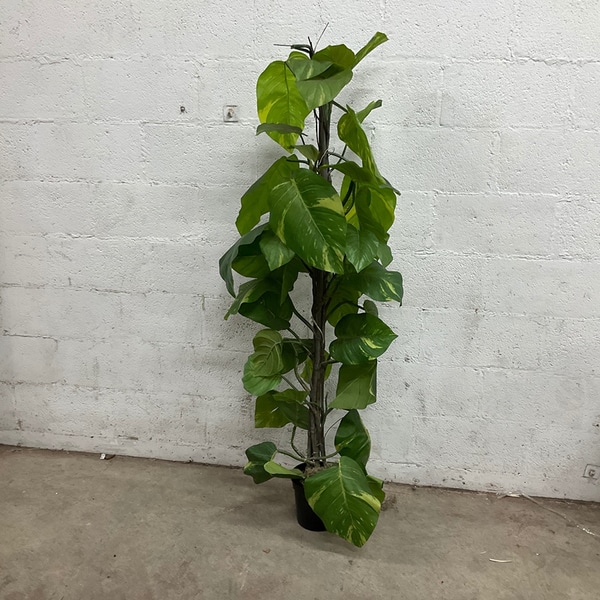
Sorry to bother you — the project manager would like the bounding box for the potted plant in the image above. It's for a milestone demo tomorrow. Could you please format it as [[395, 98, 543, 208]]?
[[219, 31, 402, 547]]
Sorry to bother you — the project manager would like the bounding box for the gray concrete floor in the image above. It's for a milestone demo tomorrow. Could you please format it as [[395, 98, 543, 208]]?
[[1, 447, 599, 600]]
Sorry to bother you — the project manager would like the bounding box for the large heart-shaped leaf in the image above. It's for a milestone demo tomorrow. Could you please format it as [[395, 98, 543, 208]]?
[[225, 278, 276, 319], [242, 330, 285, 395], [342, 261, 403, 303], [238, 292, 293, 330], [304, 456, 381, 547], [255, 389, 309, 429], [243, 442, 277, 484], [257, 60, 310, 150], [345, 225, 380, 273], [219, 225, 267, 296], [288, 54, 354, 112], [259, 230, 295, 271], [334, 409, 371, 468], [249, 330, 284, 375], [236, 158, 299, 235], [329, 313, 397, 365], [313, 44, 356, 70], [269, 169, 346, 274], [353, 184, 397, 241], [329, 361, 377, 410]]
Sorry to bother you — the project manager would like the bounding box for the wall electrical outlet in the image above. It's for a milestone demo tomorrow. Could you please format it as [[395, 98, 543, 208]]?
[[583, 464, 600, 479]]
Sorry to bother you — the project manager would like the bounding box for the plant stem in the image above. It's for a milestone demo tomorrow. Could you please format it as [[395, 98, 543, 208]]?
[[306, 100, 333, 465]]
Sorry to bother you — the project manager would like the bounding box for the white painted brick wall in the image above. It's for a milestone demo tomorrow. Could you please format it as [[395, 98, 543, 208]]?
[[1, 0, 599, 501]]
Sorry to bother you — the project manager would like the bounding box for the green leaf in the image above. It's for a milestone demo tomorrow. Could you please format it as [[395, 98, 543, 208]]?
[[257, 60, 309, 150], [281, 338, 310, 372], [238, 292, 293, 330], [363, 299, 379, 316], [225, 278, 276, 319], [367, 475, 386, 503], [259, 230, 295, 271], [356, 99, 382, 123], [330, 313, 397, 365], [256, 123, 303, 136], [295, 144, 320, 162], [243, 358, 281, 396], [326, 280, 360, 326], [354, 32, 388, 65], [243, 442, 277, 484], [330, 361, 377, 410], [219, 225, 267, 296], [338, 106, 378, 174], [353, 184, 397, 241], [334, 409, 371, 468], [242, 330, 285, 395], [313, 44, 356, 70], [345, 225, 380, 273], [255, 393, 291, 428], [269, 169, 347, 274], [304, 456, 381, 547], [343, 261, 403, 303], [377, 242, 393, 267], [288, 55, 354, 112], [264, 461, 304, 479], [273, 389, 310, 429], [236, 157, 299, 235], [331, 160, 379, 187], [249, 330, 284, 375]]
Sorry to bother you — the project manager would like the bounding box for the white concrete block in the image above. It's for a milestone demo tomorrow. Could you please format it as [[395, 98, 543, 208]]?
[[135, 1, 256, 58], [13, 384, 210, 447], [383, 0, 513, 59], [119, 292, 204, 344], [143, 124, 256, 186], [377, 362, 482, 418], [397, 254, 485, 311], [571, 64, 600, 129], [0, 234, 220, 294], [441, 62, 573, 128], [513, 0, 600, 60], [387, 192, 435, 253], [542, 318, 600, 376], [0, 335, 59, 384], [496, 130, 600, 195], [555, 196, 600, 260], [377, 129, 495, 193], [480, 369, 588, 431], [1, 287, 124, 340], [0, 123, 142, 182], [0, 182, 212, 238], [433, 193, 558, 257], [83, 58, 199, 122], [0, 60, 85, 119], [482, 259, 600, 319], [419, 311, 548, 371], [345, 60, 441, 127], [410, 415, 535, 473], [0, 383, 17, 432], [0, 0, 140, 58]]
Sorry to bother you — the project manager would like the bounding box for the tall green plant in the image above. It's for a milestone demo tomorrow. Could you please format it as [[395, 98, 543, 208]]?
[[219, 32, 402, 547]]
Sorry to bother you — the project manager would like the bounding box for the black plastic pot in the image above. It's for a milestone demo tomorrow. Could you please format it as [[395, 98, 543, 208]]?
[[292, 465, 326, 531]]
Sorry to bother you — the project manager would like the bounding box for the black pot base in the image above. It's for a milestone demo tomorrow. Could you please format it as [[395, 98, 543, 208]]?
[[292, 476, 326, 532]]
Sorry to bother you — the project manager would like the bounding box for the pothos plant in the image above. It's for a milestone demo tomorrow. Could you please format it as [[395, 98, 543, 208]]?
[[219, 32, 403, 547]]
